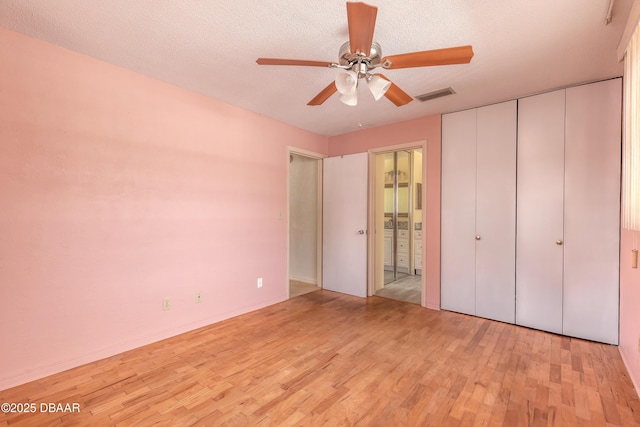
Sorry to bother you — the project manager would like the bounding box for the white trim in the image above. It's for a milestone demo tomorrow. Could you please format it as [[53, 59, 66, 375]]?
[[288, 146, 327, 160], [367, 140, 427, 154], [288, 275, 317, 286], [619, 346, 640, 395]]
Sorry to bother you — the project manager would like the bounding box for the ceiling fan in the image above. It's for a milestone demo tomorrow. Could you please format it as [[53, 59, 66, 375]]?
[[256, 2, 474, 107]]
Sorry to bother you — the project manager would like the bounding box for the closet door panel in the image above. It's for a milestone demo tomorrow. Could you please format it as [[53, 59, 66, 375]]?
[[516, 90, 565, 334], [563, 79, 621, 345], [441, 109, 477, 315], [475, 101, 517, 323]]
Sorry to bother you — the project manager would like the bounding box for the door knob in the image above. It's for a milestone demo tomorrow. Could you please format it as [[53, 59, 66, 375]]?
[[358, 230, 365, 235], [556, 240, 563, 245], [475, 235, 481, 240]]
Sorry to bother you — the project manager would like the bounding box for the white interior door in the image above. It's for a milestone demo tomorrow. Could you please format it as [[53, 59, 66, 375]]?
[[516, 89, 566, 335], [563, 79, 621, 345], [475, 100, 517, 324], [441, 109, 477, 315], [323, 153, 368, 297]]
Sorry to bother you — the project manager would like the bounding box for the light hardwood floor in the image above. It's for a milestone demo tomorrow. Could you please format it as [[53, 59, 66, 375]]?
[[289, 280, 320, 298], [1, 291, 638, 426]]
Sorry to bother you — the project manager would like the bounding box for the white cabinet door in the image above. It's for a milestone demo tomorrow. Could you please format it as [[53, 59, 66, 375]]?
[[563, 79, 621, 345], [441, 109, 477, 315], [516, 90, 566, 334], [323, 153, 368, 298], [414, 232, 422, 272], [383, 231, 393, 269], [475, 101, 517, 324]]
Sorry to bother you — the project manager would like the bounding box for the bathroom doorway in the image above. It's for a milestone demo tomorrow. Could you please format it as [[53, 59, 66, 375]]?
[[373, 148, 423, 304]]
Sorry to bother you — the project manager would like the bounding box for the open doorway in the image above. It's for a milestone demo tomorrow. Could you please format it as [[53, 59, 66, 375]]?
[[372, 147, 423, 304], [288, 149, 323, 298]]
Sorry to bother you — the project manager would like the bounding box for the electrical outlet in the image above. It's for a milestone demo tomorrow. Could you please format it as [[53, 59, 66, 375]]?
[[257, 277, 263, 288], [162, 297, 171, 311], [196, 291, 202, 303]]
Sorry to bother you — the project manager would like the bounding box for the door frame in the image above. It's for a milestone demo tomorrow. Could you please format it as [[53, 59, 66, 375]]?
[[286, 146, 325, 299], [367, 141, 427, 306]]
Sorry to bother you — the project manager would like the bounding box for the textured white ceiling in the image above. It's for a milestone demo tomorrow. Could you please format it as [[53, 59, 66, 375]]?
[[0, 0, 632, 136]]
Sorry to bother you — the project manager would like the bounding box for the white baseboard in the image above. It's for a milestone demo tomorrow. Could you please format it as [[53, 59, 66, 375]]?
[[288, 275, 317, 286], [619, 346, 640, 396]]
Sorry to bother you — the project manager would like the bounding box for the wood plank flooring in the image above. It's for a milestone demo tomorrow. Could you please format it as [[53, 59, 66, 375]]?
[[289, 280, 320, 298], [1, 290, 638, 426]]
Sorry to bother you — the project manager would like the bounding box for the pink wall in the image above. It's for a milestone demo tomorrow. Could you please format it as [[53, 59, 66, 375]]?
[[0, 28, 328, 391], [619, 229, 640, 392], [328, 115, 442, 310], [4, 23, 636, 396]]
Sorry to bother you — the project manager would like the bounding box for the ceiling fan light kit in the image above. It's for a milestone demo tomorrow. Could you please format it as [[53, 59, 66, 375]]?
[[338, 90, 359, 106], [334, 66, 391, 106], [366, 74, 391, 101], [335, 70, 358, 96], [256, 2, 474, 107]]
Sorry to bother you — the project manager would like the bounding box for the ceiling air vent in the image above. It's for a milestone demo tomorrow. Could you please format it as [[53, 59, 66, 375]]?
[[415, 87, 456, 102]]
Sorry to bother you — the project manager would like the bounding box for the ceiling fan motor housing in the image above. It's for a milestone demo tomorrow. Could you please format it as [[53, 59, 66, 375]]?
[[338, 41, 382, 76]]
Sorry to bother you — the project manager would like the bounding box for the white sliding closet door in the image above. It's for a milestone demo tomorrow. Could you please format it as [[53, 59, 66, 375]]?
[[441, 109, 476, 315], [563, 79, 621, 345], [516, 90, 566, 334], [475, 101, 517, 323]]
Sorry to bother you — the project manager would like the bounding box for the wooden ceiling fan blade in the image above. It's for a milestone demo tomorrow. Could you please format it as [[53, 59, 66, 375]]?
[[307, 82, 338, 106], [381, 45, 474, 69], [346, 2, 378, 56], [256, 58, 333, 67], [376, 74, 413, 106]]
